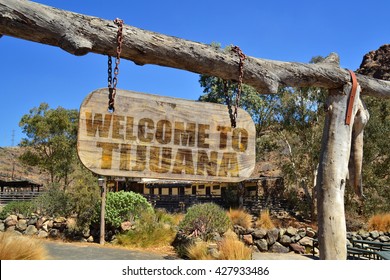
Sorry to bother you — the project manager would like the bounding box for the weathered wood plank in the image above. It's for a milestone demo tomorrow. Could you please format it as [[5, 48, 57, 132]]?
[[77, 89, 256, 181], [1, 0, 390, 97]]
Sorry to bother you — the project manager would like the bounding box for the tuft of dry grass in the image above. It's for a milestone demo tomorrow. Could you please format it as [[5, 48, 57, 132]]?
[[186, 241, 213, 260], [218, 234, 252, 260], [256, 209, 275, 229], [368, 213, 390, 232], [186, 231, 251, 260], [0, 232, 48, 260], [227, 208, 253, 229]]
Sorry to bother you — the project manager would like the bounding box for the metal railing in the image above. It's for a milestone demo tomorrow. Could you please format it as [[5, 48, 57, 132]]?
[[0, 191, 44, 205]]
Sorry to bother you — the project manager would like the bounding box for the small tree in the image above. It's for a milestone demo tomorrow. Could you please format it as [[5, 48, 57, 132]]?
[[19, 103, 78, 190]]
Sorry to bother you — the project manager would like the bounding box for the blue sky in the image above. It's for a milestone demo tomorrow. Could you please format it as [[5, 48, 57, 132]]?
[[0, 0, 389, 147]]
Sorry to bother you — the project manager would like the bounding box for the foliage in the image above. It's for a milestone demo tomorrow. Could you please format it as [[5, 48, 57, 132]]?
[[66, 163, 100, 230], [104, 191, 153, 228], [178, 203, 231, 240], [218, 233, 252, 260], [0, 232, 48, 260], [256, 209, 275, 229], [227, 208, 253, 229], [116, 210, 177, 248], [19, 103, 78, 190], [33, 186, 73, 217], [367, 213, 390, 232], [0, 201, 35, 219]]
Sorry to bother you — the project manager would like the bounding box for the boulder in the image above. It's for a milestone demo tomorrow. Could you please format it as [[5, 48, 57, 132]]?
[[49, 228, 59, 238], [299, 236, 313, 247], [291, 234, 302, 243], [87, 235, 94, 242], [17, 214, 25, 219], [279, 235, 292, 246], [254, 239, 268, 252], [297, 228, 306, 238], [0, 222, 5, 232], [252, 228, 267, 239], [54, 217, 66, 223], [121, 221, 132, 232], [370, 230, 380, 239], [269, 242, 289, 253], [28, 217, 38, 225], [306, 229, 316, 238], [286, 226, 297, 236], [25, 225, 38, 235], [266, 228, 279, 246], [16, 219, 28, 231], [290, 243, 305, 254], [242, 234, 253, 245], [379, 235, 390, 243], [5, 216, 17, 227], [37, 230, 49, 238]]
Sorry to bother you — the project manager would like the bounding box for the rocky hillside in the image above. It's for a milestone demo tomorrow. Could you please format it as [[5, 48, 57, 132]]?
[[0, 147, 48, 185], [357, 44, 390, 80]]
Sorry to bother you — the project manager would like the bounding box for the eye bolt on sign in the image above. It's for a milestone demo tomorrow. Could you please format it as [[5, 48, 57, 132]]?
[[77, 89, 256, 182]]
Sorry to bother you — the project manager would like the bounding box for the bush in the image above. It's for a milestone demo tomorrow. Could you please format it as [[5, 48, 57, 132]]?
[[116, 210, 177, 248], [227, 208, 253, 229], [33, 187, 73, 217], [104, 191, 153, 228], [178, 203, 231, 240], [0, 201, 35, 219]]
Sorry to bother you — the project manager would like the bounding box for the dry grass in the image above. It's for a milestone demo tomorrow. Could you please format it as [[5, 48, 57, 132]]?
[[368, 213, 390, 232], [0, 232, 48, 260], [186, 241, 212, 260], [186, 230, 251, 260], [218, 234, 252, 260], [227, 208, 253, 229], [256, 209, 275, 229]]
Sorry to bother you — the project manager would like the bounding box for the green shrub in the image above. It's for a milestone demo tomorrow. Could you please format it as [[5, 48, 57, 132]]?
[[33, 187, 72, 217], [0, 201, 35, 219], [104, 191, 153, 228], [178, 203, 231, 240]]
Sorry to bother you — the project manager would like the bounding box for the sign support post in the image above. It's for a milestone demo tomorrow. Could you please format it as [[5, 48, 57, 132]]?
[[98, 177, 107, 245]]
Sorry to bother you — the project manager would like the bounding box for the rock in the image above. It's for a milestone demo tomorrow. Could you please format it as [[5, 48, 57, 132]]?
[[6, 226, 16, 232], [346, 239, 352, 247], [87, 235, 94, 242], [82, 228, 91, 239], [254, 239, 268, 252], [53, 222, 63, 229], [37, 230, 48, 238], [370, 230, 380, 239], [54, 217, 66, 223], [36, 217, 47, 229], [286, 226, 297, 236], [121, 221, 132, 231], [266, 228, 279, 246], [279, 228, 286, 239], [234, 225, 246, 235], [290, 243, 305, 254], [210, 232, 222, 242], [357, 44, 390, 81], [379, 235, 390, 242], [25, 225, 38, 235], [306, 229, 316, 238], [16, 219, 28, 231], [299, 236, 313, 247], [42, 220, 53, 231], [5, 216, 17, 227], [28, 217, 38, 225], [242, 234, 253, 245], [358, 229, 370, 239], [279, 235, 292, 246], [252, 228, 267, 239], [269, 242, 289, 253], [207, 243, 220, 259], [49, 229, 59, 238], [297, 228, 306, 238], [0, 222, 5, 232], [17, 214, 25, 219], [291, 234, 302, 243]]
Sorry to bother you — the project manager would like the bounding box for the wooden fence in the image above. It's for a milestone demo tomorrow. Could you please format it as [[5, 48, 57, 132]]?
[[0, 191, 44, 205]]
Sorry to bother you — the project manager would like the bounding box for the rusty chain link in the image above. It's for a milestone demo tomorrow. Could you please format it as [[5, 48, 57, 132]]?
[[108, 18, 124, 112], [225, 45, 246, 128]]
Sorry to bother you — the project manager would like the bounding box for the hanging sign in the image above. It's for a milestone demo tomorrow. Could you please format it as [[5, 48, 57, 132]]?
[[77, 89, 256, 182]]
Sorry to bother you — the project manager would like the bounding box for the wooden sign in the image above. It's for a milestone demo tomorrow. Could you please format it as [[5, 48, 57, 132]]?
[[77, 89, 256, 182]]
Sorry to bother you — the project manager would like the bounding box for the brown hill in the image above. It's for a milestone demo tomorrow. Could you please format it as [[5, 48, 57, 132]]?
[[0, 146, 48, 185]]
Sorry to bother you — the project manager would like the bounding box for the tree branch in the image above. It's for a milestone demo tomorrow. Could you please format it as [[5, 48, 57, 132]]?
[[1, 0, 390, 97]]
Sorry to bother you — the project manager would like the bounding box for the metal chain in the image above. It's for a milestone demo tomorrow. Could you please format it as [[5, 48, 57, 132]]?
[[108, 18, 124, 112], [225, 45, 246, 128]]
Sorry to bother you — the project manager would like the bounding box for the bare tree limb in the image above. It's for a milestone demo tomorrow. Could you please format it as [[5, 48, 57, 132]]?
[[1, 0, 390, 97]]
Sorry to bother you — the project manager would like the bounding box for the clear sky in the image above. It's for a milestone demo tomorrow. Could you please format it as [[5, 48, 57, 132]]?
[[0, 0, 388, 147]]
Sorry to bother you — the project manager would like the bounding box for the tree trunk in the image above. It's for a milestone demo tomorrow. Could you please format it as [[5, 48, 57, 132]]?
[[1, 0, 390, 97], [316, 83, 362, 259]]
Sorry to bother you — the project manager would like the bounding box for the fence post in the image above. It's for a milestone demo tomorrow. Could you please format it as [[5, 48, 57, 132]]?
[[98, 177, 107, 245]]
